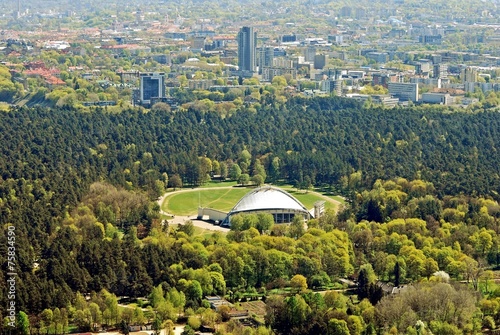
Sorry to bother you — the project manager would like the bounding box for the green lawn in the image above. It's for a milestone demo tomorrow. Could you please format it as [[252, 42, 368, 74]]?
[[162, 187, 250, 215], [162, 185, 342, 216], [284, 188, 340, 211], [330, 195, 346, 204]]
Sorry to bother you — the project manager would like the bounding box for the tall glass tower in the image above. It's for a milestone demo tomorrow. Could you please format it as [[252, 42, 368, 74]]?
[[237, 26, 257, 75]]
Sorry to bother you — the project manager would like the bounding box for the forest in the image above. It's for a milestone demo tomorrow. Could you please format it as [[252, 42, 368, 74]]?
[[0, 96, 500, 335]]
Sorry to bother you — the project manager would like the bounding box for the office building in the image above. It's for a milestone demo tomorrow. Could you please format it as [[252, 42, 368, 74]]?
[[388, 82, 419, 102], [421, 93, 453, 105], [366, 52, 389, 64], [355, 7, 367, 19], [257, 46, 274, 74], [191, 36, 206, 51], [262, 67, 297, 82], [419, 35, 442, 44], [188, 79, 216, 90], [281, 34, 297, 43], [237, 26, 257, 76], [373, 72, 400, 87], [314, 54, 329, 70], [347, 94, 399, 108], [274, 48, 286, 57], [433, 64, 448, 79], [410, 77, 442, 89], [321, 80, 342, 96], [329, 35, 344, 44], [462, 67, 478, 83], [304, 46, 316, 63], [415, 61, 431, 76], [152, 54, 171, 65], [432, 54, 443, 64], [140, 72, 165, 105], [340, 6, 352, 17]]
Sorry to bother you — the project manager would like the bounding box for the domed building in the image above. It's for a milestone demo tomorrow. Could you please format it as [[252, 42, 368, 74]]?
[[221, 185, 312, 226]]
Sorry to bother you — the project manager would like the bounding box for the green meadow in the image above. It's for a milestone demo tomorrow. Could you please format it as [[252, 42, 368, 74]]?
[[161, 185, 342, 216]]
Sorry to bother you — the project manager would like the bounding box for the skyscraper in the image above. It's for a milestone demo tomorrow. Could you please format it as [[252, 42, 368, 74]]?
[[16, 0, 21, 19], [237, 26, 257, 75]]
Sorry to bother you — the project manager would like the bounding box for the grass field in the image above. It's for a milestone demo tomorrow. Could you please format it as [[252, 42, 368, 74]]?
[[162, 184, 343, 216], [162, 187, 250, 215], [282, 188, 342, 210]]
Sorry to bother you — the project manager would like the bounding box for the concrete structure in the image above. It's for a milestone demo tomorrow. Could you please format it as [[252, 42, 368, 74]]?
[[237, 26, 257, 76], [329, 35, 344, 44], [314, 201, 325, 219], [340, 6, 352, 17], [191, 36, 206, 50], [188, 79, 215, 90], [221, 185, 312, 226], [347, 94, 399, 107], [366, 52, 389, 63], [388, 82, 419, 102], [433, 64, 448, 79], [419, 35, 442, 44], [321, 79, 342, 96], [304, 46, 316, 63], [197, 208, 227, 222], [462, 67, 478, 83], [314, 54, 328, 70], [372, 72, 400, 87], [281, 34, 297, 43], [261, 66, 297, 82], [257, 46, 274, 74], [432, 54, 443, 64], [347, 70, 365, 79], [415, 61, 431, 76], [464, 81, 476, 93], [152, 54, 171, 65], [410, 77, 442, 88], [421, 93, 453, 105], [16, 0, 21, 19], [139, 72, 165, 105]]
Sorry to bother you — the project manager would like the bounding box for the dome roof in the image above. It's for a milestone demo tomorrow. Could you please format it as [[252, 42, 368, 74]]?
[[229, 185, 309, 215]]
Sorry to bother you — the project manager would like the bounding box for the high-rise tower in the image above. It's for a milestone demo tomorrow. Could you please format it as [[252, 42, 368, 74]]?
[[16, 0, 21, 19], [237, 26, 257, 75]]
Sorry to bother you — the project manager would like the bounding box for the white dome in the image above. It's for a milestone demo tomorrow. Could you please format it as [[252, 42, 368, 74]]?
[[221, 185, 311, 226], [231, 185, 309, 214]]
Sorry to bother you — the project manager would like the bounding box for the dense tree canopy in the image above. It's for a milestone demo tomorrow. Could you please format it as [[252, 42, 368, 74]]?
[[0, 97, 499, 335]]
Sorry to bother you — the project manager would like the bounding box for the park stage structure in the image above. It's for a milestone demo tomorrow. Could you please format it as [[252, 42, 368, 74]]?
[[220, 185, 312, 226]]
